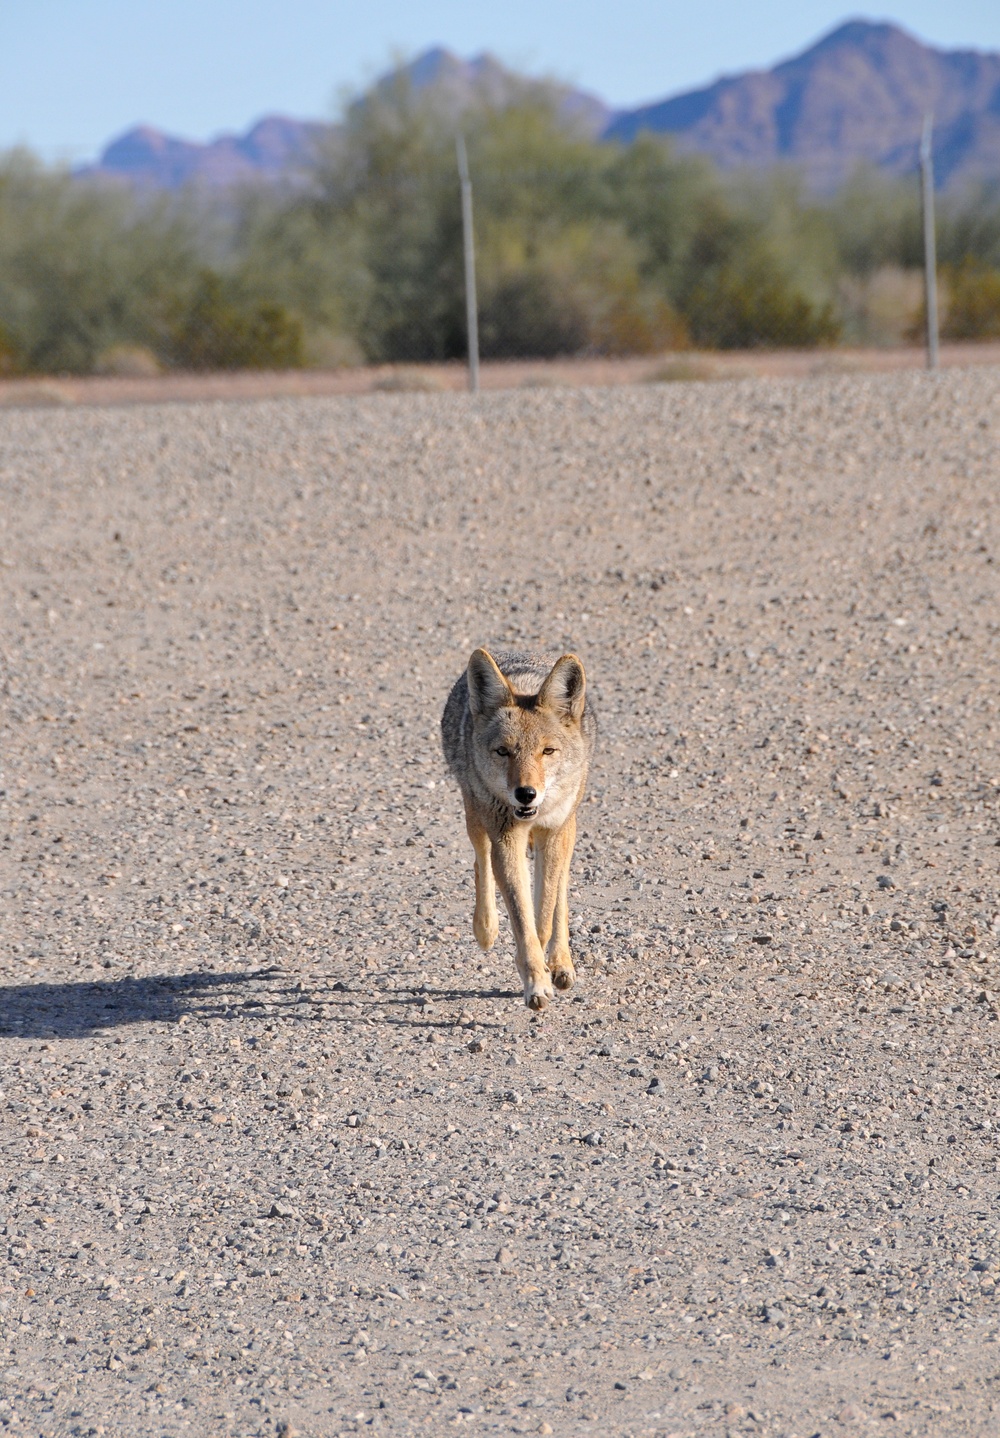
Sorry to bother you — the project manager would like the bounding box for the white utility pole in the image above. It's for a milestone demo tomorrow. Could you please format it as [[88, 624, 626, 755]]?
[[456, 134, 480, 395], [919, 113, 940, 373]]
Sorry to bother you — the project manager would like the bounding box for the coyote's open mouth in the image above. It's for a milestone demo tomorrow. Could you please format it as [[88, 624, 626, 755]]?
[[514, 804, 538, 821]]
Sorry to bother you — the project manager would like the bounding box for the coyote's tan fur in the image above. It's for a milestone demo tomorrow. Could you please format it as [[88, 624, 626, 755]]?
[[441, 648, 596, 1011]]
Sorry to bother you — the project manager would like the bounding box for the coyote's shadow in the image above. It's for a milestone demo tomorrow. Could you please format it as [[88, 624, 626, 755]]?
[[0, 968, 282, 1040], [0, 970, 523, 1040]]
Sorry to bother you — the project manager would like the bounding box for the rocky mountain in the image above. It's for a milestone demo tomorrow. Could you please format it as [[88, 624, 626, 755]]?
[[77, 115, 329, 190], [79, 21, 1000, 193], [79, 48, 611, 192], [606, 20, 1000, 191]]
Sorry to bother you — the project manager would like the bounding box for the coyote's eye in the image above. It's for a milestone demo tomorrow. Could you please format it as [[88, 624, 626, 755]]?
[[495, 746, 511, 757], [542, 747, 557, 756]]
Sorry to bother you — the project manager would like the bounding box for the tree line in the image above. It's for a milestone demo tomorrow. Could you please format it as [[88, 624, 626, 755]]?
[[1, 74, 999, 375]]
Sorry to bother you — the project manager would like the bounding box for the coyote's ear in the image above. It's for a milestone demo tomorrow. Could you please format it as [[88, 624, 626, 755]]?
[[467, 648, 514, 718], [538, 653, 586, 723]]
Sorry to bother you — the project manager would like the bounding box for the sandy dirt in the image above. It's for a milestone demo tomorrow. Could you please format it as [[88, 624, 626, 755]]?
[[2, 369, 1000, 1438], [1, 341, 1000, 411]]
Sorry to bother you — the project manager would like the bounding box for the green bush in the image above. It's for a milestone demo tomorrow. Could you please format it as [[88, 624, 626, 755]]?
[[0, 320, 22, 375], [479, 269, 588, 358], [0, 151, 199, 373], [942, 257, 1000, 340], [684, 254, 841, 349], [166, 270, 304, 370]]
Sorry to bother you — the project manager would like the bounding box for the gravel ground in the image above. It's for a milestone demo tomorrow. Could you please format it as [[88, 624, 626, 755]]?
[[2, 370, 1000, 1438]]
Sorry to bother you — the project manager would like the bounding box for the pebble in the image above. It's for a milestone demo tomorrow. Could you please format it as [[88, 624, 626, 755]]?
[[837, 1403, 865, 1424]]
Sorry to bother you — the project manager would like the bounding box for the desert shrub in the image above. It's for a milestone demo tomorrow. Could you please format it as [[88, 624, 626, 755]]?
[[165, 270, 304, 370], [684, 253, 841, 348], [591, 291, 688, 355], [938, 183, 1000, 270], [474, 210, 687, 358], [0, 321, 22, 375], [0, 151, 200, 373], [941, 257, 1000, 340], [479, 269, 587, 358], [94, 343, 162, 377], [601, 137, 721, 291], [0, 152, 307, 374], [289, 81, 714, 360], [837, 265, 925, 346], [231, 194, 370, 363], [821, 167, 923, 276]]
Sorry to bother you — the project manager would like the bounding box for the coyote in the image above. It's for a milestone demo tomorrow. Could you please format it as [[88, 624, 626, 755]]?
[[441, 648, 596, 1011]]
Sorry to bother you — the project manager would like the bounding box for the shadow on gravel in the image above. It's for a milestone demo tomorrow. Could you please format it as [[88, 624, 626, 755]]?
[[314, 980, 523, 1034], [0, 971, 524, 1040], [0, 968, 280, 1039]]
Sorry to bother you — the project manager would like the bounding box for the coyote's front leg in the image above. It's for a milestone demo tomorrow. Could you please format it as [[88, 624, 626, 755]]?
[[533, 815, 576, 992], [491, 828, 554, 1012], [465, 804, 499, 951]]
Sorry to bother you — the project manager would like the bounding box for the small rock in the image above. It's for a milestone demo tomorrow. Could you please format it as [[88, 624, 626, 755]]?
[[837, 1402, 865, 1424], [268, 1201, 295, 1219], [468, 1037, 485, 1053], [647, 1078, 665, 1095], [496, 1247, 515, 1270], [876, 874, 895, 890], [583, 1130, 603, 1146]]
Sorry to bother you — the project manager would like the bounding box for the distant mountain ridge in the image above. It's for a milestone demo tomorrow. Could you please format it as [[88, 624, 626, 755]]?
[[606, 20, 1000, 191], [78, 20, 1000, 193], [78, 116, 329, 191]]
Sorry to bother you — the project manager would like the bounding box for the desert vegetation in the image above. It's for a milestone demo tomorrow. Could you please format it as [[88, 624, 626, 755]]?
[[1, 73, 999, 373]]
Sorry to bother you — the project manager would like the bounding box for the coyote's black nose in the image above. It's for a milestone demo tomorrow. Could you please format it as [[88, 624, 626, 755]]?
[[514, 786, 537, 806]]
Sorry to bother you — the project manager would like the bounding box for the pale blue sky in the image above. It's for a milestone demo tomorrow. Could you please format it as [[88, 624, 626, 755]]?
[[3, 1, 1000, 163]]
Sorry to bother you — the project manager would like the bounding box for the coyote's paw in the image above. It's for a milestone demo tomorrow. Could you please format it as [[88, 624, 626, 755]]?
[[548, 950, 576, 992], [524, 974, 555, 1012], [473, 907, 499, 951]]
